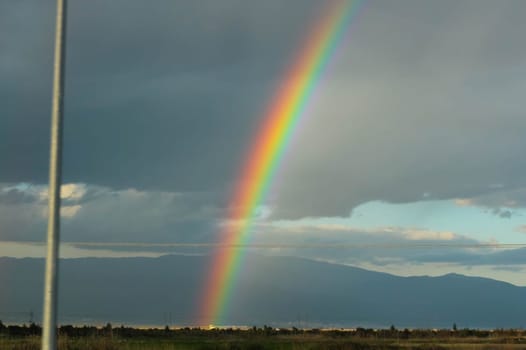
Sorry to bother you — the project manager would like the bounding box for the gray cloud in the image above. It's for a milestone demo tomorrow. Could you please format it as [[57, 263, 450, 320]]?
[[492, 208, 513, 219], [0, 187, 37, 205], [0, 183, 223, 243], [491, 265, 525, 273], [410, 247, 526, 266], [246, 223, 490, 267], [2, 1, 526, 220], [246, 223, 526, 269], [269, 0, 526, 217], [0, 0, 322, 194], [3, 181, 526, 271], [470, 187, 526, 209], [452, 187, 526, 218]]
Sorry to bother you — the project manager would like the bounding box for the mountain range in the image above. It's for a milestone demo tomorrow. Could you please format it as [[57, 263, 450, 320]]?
[[0, 254, 524, 329]]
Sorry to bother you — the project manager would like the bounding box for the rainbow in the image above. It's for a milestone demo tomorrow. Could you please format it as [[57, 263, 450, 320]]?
[[197, 0, 365, 326]]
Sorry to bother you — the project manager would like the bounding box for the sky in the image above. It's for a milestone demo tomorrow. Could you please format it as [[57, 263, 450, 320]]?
[[2, 0, 526, 285]]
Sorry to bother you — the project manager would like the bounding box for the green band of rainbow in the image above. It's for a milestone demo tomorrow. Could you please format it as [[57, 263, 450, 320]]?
[[197, 0, 365, 327]]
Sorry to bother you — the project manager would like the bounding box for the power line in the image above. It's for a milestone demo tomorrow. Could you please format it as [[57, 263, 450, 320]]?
[[71, 242, 526, 249], [12, 241, 526, 249]]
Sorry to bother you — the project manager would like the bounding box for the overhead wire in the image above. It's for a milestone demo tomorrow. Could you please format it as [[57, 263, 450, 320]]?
[[10, 241, 526, 249]]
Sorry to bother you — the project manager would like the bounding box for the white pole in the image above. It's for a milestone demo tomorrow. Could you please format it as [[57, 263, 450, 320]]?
[[42, 0, 67, 349]]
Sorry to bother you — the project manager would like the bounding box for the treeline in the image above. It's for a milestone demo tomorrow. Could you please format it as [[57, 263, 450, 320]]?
[[0, 321, 524, 340]]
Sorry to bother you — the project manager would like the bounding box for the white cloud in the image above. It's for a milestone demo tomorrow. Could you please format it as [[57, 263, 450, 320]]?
[[455, 198, 474, 207], [61, 205, 82, 218], [38, 183, 88, 202], [382, 227, 456, 241], [250, 221, 459, 242], [61, 184, 88, 200]]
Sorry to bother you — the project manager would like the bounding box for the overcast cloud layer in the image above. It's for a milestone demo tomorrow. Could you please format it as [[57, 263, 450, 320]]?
[[3, 1, 526, 287]]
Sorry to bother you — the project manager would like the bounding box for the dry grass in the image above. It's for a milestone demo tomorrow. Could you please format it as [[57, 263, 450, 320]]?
[[1, 334, 526, 350]]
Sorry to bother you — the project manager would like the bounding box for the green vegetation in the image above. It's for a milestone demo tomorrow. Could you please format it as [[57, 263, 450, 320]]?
[[2, 323, 526, 349]]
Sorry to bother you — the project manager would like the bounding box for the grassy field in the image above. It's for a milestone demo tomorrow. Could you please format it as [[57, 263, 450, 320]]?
[[3, 331, 526, 350]]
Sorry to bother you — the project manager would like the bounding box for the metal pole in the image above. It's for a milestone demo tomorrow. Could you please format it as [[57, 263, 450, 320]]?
[[42, 0, 67, 349]]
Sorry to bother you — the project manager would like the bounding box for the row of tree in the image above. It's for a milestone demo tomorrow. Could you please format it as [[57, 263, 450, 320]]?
[[1, 321, 525, 339]]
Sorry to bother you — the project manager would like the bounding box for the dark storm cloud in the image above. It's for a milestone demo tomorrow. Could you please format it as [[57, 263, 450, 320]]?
[[3, 1, 526, 219], [0, 0, 322, 194], [269, 0, 526, 218]]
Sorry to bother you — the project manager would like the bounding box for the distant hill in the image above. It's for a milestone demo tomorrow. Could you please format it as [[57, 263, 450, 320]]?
[[0, 254, 525, 328]]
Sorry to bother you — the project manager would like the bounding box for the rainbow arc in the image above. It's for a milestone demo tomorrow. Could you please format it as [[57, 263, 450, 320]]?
[[197, 0, 365, 327]]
